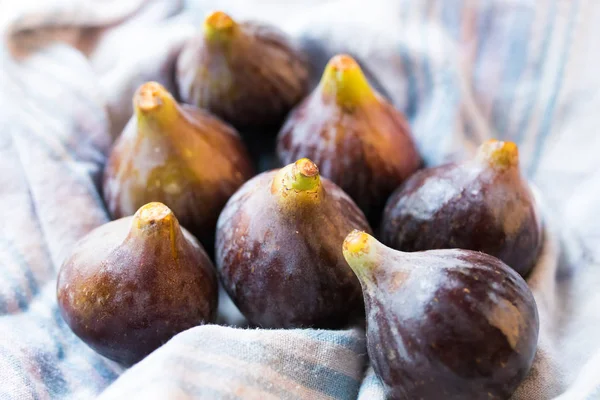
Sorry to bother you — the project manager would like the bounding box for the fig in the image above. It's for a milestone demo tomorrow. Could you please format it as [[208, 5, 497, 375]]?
[[381, 139, 542, 277], [175, 11, 310, 130], [216, 158, 371, 328], [103, 81, 254, 250], [343, 230, 539, 400], [56, 202, 218, 366], [276, 54, 422, 223]]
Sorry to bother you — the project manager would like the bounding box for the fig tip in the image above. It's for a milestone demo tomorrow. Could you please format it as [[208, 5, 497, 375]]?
[[477, 139, 519, 169], [133, 202, 176, 229], [134, 81, 169, 112], [289, 158, 321, 192], [272, 158, 323, 199], [343, 230, 379, 281], [327, 54, 361, 72], [343, 230, 372, 256], [320, 54, 375, 107], [295, 158, 319, 178], [203, 11, 237, 40]]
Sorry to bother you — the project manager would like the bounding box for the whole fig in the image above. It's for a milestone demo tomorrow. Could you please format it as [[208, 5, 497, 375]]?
[[277, 54, 422, 223], [381, 139, 542, 277], [103, 81, 254, 250], [216, 158, 371, 328], [176, 11, 309, 130], [343, 230, 539, 400], [57, 202, 218, 366]]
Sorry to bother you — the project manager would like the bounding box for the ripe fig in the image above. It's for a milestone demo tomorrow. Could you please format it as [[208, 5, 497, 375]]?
[[176, 11, 310, 130], [216, 158, 371, 329], [381, 139, 542, 277], [276, 54, 422, 223], [57, 202, 218, 366], [103, 81, 254, 250], [343, 230, 539, 400]]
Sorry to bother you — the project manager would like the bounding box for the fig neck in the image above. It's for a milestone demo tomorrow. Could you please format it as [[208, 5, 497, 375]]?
[[126, 202, 182, 260], [319, 54, 377, 109], [134, 82, 180, 138], [271, 158, 324, 210]]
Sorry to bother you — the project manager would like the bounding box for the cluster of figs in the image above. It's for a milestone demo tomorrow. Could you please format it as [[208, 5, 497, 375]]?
[[57, 10, 543, 400]]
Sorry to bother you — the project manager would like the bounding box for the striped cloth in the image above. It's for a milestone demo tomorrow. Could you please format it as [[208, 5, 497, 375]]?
[[1, 0, 599, 399]]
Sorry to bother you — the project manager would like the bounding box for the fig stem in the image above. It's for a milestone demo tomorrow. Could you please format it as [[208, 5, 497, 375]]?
[[203, 11, 237, 42], [342, 230, 378, 282], [271, 158, 323, 206], [289, 158, 320, 191], [320, 54, 376, 107], [476, 139, 519, 170], [134, 82, 179, 127], [132, 202, 179, 259]]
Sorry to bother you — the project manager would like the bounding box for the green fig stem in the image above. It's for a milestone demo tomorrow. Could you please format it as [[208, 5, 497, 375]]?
[[131, 202, 180, 259], [476, 139, 519, 171], [203, 11, 238, 43], [134, 82, 179, 129], [319, 54, 376, 108], [289, 158, 320, 191], [342, 230, 379, 282], [272, 158, 323, 204]]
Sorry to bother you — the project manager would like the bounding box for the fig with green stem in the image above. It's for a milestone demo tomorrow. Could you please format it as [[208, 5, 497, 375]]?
[[216, 158, 371, 329], [103, 81, 254, 250], [176, 11, 309, 130], [343, 230, 539, 400], [381, 139, 542, 277], [277, 54, 422, 223]]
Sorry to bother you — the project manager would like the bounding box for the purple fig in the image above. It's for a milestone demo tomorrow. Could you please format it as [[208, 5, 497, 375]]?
[[381, 139, 542, 277], [176, 11, 310, 130], [343, 230, 539, 400], [277, 54, 422, 222], [57, 202, 218, 366], [103, 81, 254, 250], [216, 158, 371, 328]]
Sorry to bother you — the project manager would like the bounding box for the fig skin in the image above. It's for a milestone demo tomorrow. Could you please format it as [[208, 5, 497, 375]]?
[[381, 139, 542, 277], [103, 81, 254, 250], [343, 231, 539, 400], [216, 158, 372, 329], [176, 11, 310, 130], [277, 54, 422, 223], [56, 202, 218, 366]]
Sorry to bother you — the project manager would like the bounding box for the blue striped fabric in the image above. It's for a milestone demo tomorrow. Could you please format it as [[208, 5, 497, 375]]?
[[2, 0, 600, 399], [98, 326, 366, 400]]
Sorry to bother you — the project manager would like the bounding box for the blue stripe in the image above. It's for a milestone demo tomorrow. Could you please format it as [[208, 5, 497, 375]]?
[[302, 329, 365, 354], [473, 0, 494, 83], [0, 239, 38, 313], [529, 0, 580, 176], [91, 358, 120, 383], [492, 6, 534, 140], [400, 1, 420, 119], [0, 292, 6, 314], [420, 0, 435, 104], [0, 345, 41, 400], [433, 0, 470, 162], [51, 297, 121, 386], [113, 373, 230, 399], [201, 336, 361, 398], [170, 355, 299, 399], [468, 0, 494, 145], [6, 239, 41, 311], [36, 351, 68, 398], [513, 0, 558, 151]]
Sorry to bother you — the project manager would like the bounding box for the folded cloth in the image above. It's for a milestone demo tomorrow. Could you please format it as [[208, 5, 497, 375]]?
[[1, 0, 600, 399]]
